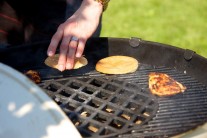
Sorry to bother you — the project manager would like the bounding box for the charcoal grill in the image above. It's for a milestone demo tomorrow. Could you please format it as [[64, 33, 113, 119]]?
[[1, 37, 207, 138]]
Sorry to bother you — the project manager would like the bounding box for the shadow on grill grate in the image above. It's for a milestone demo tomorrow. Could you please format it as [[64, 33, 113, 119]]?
[[39, 63, 207, 138], [40, 75, 159, 138]]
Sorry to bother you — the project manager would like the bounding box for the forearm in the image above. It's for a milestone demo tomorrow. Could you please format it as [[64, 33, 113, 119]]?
[[71, 0, 103, 25]]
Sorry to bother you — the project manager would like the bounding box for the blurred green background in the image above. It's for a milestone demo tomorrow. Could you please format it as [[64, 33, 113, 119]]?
[[101, 0, 207, 58]]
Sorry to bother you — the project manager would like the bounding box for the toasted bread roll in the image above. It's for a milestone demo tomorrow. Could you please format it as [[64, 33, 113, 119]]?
[[95, 56, 138, 74]]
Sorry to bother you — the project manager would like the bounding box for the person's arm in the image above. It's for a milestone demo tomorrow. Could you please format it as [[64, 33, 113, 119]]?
[[47, 0, 109, 71]]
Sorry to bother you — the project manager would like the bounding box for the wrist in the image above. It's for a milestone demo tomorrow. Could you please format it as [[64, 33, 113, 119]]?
[[83, 0, 103, 11], [94, 0, 110, 11], [83, 0, 110, 12], [81, 0, 103, 16]]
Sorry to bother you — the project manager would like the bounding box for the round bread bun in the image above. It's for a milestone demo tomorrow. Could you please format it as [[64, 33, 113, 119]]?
[[95, 56, 138, 74], [44, 54, 88, 70]]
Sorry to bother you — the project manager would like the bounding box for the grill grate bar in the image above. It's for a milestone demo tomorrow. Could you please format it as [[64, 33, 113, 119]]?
[[155, 109, 207, 118], [159, 96, 207, 106], [148, 115, 207, 125], [128, 121, 204, 138], [159, 100, 207, 108]]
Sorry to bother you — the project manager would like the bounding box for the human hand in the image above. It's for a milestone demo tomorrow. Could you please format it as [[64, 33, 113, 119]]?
[[47, 0, 103, 71]]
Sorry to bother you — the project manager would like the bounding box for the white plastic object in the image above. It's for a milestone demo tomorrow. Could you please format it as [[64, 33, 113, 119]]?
[[0, 63, 82, 138]]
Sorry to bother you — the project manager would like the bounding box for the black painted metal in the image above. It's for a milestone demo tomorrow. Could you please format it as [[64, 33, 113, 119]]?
[[1, 37, 207, 137]]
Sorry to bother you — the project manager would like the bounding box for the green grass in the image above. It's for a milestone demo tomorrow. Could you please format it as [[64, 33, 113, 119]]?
[[101, 0, 207, 58]]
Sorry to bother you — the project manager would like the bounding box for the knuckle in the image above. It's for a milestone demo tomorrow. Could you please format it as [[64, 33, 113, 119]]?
[[69, 43, 78, 49]]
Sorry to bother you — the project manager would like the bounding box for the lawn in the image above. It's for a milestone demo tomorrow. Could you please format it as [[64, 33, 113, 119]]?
[[101, 0, 207, 58]]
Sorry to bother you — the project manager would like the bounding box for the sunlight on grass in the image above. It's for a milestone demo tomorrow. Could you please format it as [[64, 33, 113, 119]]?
[[101, 0, 207, 58]]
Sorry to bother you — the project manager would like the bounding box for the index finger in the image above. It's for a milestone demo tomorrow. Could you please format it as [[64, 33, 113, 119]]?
[[47, 28, 63, 56]]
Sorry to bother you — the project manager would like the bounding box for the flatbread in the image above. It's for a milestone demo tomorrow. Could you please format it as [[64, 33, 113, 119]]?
[[149, 72, 186, 96], [95, 56, 138, 74], [44, 54, 88, 70]]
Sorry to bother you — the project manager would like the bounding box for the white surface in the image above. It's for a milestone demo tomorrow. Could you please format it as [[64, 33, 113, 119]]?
[[0, 63, 82, 138]]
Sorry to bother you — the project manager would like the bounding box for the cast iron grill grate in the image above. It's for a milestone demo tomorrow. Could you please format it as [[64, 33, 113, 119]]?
[[39, 75, 159, 138], [105, 64, 207, 138], [38, 63, 207, 138]]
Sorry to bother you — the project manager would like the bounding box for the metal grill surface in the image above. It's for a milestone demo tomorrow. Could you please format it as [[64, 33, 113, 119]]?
[[39, 75, 158, 137], [39, 63, 207, 138]]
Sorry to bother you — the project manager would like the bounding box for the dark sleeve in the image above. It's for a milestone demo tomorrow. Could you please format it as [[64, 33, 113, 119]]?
[[1, 0, 66, 45]]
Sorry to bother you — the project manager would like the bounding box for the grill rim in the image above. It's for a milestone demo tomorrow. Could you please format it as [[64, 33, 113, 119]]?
[[1, 37, 207, 85]]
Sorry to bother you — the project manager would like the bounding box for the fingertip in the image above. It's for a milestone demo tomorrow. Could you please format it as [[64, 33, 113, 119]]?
[[66, 63, 73, 70], [47, 43, 56, 56], [47, 30, 63, 56], [76, 52, 82, 58], [58, 64, 65, 72], [47, 50, 54, 56]]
